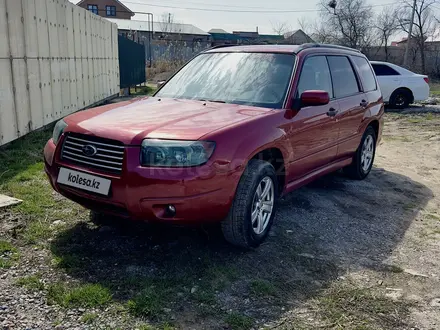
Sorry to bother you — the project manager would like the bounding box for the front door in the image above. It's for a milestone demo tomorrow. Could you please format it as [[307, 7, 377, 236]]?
[[285, 55, 339, 182]]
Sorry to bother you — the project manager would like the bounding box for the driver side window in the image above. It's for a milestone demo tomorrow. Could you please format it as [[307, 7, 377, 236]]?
[[297, 56, 333, 98]]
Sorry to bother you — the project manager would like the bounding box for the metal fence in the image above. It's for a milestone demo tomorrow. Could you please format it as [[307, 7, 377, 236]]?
[[0, 0, 119, 146], [145, 41, 211, 63], [118, 36, 146, 89]]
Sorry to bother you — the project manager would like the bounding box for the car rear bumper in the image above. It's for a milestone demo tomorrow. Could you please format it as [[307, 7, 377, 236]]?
[[44, 138, 240, 223], [413, 84, 430, 102]]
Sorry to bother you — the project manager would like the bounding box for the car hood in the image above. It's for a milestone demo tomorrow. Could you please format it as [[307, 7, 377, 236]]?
[[64, 97, 273, 145]]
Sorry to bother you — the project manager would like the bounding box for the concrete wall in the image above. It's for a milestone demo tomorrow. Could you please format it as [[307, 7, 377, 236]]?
[[77, 0, 133, 20], [0, 0, 120, 146]]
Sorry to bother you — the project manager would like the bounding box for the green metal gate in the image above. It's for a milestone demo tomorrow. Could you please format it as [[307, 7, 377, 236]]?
[[118, 36, 146, 89]]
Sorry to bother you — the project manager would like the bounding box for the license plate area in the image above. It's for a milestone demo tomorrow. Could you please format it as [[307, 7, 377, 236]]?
[[57, 168, 111, 196]]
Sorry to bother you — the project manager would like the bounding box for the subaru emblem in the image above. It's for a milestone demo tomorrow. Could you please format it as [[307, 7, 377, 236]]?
[[82, 144, 97, 157]]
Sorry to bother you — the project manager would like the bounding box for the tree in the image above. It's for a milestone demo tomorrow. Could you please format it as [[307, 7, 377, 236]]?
[[297, 16, 312, 34], [375, 6, 400, 61], [399, 0, 439, 73], [271, 21, 291, 36], [319, 0, 375, 51]]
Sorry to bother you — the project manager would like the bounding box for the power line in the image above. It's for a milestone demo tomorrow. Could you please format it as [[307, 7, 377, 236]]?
[[133, 0, 281, 10], [122, 0, 401, 13]]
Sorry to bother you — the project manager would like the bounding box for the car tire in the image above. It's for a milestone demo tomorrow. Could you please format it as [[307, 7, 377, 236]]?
[[89, 211, 120, 227], [221, 159, 278, 248], [343, 126, 377, 180], [389, 89, 411, 109]]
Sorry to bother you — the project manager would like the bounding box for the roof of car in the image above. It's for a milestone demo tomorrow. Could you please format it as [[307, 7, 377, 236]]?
[[370, 61, 391, 65], [204, 43, 361, 54]]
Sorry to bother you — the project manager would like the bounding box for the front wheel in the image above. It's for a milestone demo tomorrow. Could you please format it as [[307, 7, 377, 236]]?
[[343, 126, 377, 180], [221, 159, 278, 248]]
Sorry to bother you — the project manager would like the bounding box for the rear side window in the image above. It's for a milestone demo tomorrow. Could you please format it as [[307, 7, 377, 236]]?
[[327, 56, 360, 98], [371, 64, 400, 76], [352, 56, 377, 92], [297, 56, 333, 98]]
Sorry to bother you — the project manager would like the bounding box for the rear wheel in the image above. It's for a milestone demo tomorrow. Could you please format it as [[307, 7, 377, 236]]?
[[221, 159, 278, 248], [343, 126, 377, 180], [389, 89, 411, 109]]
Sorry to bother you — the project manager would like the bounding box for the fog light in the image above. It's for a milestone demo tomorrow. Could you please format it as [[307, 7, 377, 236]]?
[[166, 205, 176, 216]]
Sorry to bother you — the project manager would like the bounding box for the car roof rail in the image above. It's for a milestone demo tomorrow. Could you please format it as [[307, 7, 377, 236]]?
[[298, 43, 361, 53], [206, 44, 239, 50]]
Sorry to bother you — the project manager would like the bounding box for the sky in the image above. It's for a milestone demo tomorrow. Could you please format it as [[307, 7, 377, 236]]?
[[70, 0, 421, 35]]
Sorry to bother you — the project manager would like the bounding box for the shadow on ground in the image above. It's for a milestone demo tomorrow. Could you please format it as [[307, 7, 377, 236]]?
[[51, 168, 433, 328]]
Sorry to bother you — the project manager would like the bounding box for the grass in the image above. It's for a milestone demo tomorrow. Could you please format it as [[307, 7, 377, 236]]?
[[47, 283, 112, 308], [386, 264, 404, 273], [249, 279, 278, 297], [15, 275, 44, 291], [126, 281, 173, 318], [193, 290, 217, 305], [315, 285, 411, 329], [129, 85, 157, 96], [425, 213, 440, 221], [52, 254, 83, 270], [0, 127, 86, 244], [382, 135, 411, 142], [224, 312, 254, 330], [430, 82, 440, 96], [407, 118, 424, 123], [0, 240, 19, 268], [80, 312, 98, 324], [403, 202, 418, 211]]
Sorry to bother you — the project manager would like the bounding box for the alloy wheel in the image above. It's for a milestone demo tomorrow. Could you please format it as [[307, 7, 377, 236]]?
[[251, 176, 274, 235], [361, 135, 374, 172]]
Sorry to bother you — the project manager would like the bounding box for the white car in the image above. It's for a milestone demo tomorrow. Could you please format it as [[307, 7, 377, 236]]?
[[370, 61, 430, 108]]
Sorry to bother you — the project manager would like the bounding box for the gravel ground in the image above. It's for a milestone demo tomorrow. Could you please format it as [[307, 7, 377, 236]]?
[[0, 110, 439, 329]]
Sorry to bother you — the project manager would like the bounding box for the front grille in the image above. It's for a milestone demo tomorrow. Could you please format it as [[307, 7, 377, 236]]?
[[61, 133, 125, 174]]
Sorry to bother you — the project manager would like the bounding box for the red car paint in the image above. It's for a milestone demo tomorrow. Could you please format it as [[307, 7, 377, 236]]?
[[44, 45, 384, 223]]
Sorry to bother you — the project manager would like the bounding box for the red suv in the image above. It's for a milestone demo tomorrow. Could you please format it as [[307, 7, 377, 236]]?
[[44, 44, 384, 248]]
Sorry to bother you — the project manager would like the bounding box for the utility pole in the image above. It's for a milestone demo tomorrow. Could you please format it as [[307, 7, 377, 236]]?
[[403, 0, 417, 67]]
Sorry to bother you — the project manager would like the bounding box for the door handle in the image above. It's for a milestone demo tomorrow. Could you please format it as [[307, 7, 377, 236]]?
[[360, 99, 368, 107], [326, 108, 338, 117]]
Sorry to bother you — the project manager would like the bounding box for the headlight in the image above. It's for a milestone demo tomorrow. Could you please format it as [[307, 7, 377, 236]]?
[[140, 139, 216, 167], [52, 119, 67, 145]]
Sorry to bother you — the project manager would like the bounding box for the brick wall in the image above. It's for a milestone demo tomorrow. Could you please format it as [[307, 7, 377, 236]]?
[[77, 0, 133, 20]]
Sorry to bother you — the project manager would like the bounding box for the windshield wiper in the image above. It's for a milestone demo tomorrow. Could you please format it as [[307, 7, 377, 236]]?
[[199, 99, 226, 104]]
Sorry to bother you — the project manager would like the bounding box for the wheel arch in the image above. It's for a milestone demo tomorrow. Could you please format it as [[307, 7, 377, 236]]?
[[390, 87, 414, 104], [368, 119, 380, 139], [250, 147, 286, 195]]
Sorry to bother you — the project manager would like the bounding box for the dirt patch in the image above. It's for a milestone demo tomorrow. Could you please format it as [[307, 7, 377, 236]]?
[[1, 112, 440, 329]]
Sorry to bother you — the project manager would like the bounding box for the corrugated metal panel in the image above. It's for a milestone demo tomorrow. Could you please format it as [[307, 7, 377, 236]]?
[[106, 18, 210, 36], [0, 0, 119, 146]]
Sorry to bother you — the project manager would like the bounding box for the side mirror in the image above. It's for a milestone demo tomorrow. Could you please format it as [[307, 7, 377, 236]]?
[[300, 90, 330, 108]]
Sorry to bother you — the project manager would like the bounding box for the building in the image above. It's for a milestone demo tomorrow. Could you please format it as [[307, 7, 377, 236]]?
[[76, 0, 134, 20], [284, 29, 315, 44], [108, 18, 211, 42]]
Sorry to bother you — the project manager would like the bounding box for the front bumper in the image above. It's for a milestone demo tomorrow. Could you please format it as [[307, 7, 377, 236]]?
[[44, 138, 240, 223]]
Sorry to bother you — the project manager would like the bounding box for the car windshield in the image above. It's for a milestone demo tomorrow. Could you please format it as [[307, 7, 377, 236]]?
[[155, 52, 295, 109]]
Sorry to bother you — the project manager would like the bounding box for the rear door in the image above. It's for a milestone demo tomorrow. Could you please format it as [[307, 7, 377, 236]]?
[[285, 55, 339, 181], [326, 56, 366, 158], [371, 63, 401, 101]]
